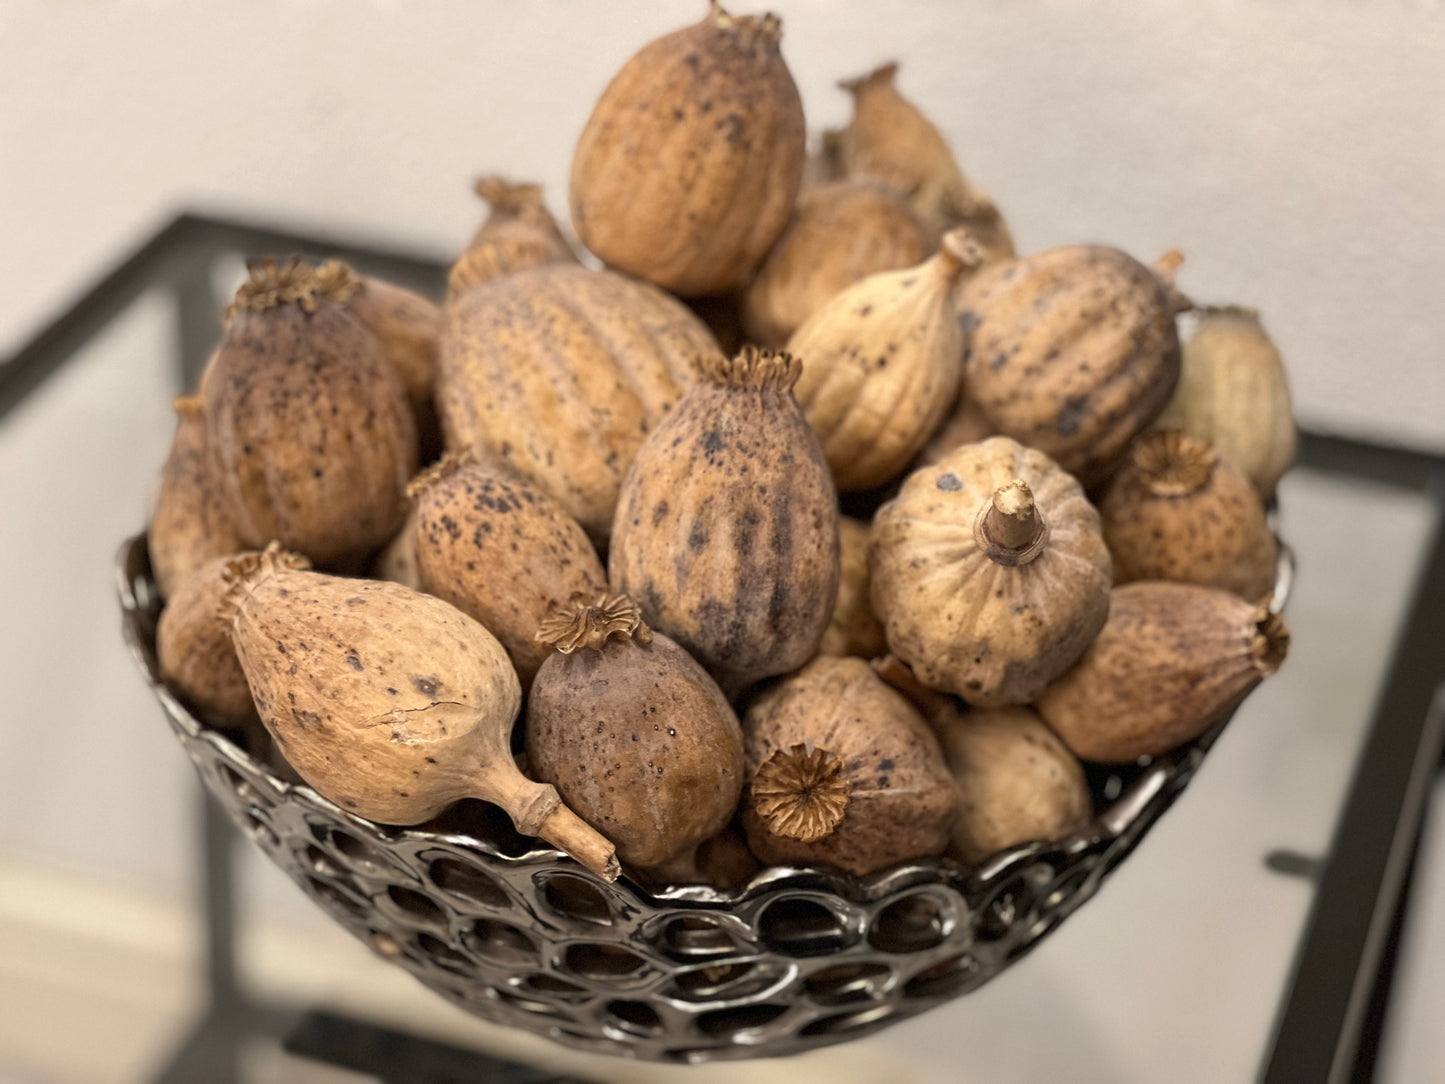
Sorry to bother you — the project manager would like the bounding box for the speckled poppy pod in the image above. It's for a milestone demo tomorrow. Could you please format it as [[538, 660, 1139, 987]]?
[[569, 1, 806, 296], [447, 176, 577, 304], [609, 346, 841, 695]]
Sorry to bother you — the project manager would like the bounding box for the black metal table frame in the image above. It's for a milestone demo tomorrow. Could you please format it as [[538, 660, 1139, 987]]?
[[4, 212, 1442, 1084]]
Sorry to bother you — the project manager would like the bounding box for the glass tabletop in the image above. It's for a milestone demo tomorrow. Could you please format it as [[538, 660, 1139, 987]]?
[[1, 216, 1441, 1084]]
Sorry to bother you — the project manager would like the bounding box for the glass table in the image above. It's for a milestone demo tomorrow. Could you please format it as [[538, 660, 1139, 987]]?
[[2, 214, 1441, 1083]]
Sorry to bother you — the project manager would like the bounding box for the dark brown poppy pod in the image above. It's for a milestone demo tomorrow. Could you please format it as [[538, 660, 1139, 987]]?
[[818, 516, 887, 660], [205, 258, 418, 569], [836, 62, 1013, 262], [410, 451, 607, 687], [1101, 430, 1278, 601], [224, 545, 617, 879], [315, 261, 440, 413], [569, 1, 806, 296], [788, 230, 983, 491], [740, 656, 955, 876], [148, 395, 246, 600], [447, 177, 578, 304], [742, 180, 930, 347], [526, 594, 744, 873], [438, 263, 721, 542], [870, 437, 1112, 707], [960, 246, 1187, 488], [158, 549, 308, 729], [609, 346, 841, 695], [932, 704, 1091, 866], [1035, 581, 1290, 764]]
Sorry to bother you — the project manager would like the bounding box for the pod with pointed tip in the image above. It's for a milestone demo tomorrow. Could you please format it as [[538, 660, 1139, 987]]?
[[740, 656, 955, 876], [609, 347, 840, 694], [570, 1, 805, 296], [742, 180, 929, 347], [225, 546, 617, 880], [448, 177, 577, 304], [818, 516, 887, 660], [205, 259, 417, 568], [148, 395, 246, 600], [871, 436, 1112, 707], [438, 263, 721, 542], [410, 452, 606, 687], [960, 246, 1186, 488], [525, 595, 743, 872], [1101, 430, 1278, 601], [1035, 581, 1290, 763], [788, 230, 982, 491]]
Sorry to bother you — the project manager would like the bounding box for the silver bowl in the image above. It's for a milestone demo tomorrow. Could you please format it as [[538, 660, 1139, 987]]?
[[117, 534, 1293, 1064]]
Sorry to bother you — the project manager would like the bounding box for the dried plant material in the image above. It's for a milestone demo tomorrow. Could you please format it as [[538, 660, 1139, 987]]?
[[371, 506, 420, 589], [960, 246, 1185, 488], [1035, 581, 1290, 763], [528, 593, 742, 871], [742, 180, 929, 346], [410, 452, 606, 686], [835, 62, 1013, 261], [933, 704, 1091, 866], [751, 744, 851, 842], [917, 394, 996, 468], [448, 176, 577, 303], [1102, 430, 1278, 601], [570, 2, 805, 295], [871, 437, 1111, 707], [206, 259, 417, 569], [818, 516, 887, 659], [1157, 306, 1297, 499], [609, 345, 840, 695], [148, 395, 246, 600], [741, 657, 954, 875], [224, 546, 617, 879], [437, 263, 721, 542]]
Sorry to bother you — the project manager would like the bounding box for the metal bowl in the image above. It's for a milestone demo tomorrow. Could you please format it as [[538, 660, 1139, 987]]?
[[117, 534, 1293, 1063]]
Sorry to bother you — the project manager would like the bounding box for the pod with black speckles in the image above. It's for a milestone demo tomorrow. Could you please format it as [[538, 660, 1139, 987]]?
[[1101, 429, 1277, 602], [447, 177, 577, 304], [438, 263, 721, 543], [740, 656, 955, 876], [1035, 581, 1289, 764], [409, 451, 606, 687], [148, 395, 246, 601], [204, 259, 418, 569], [569, 1, 805, 296], [959, 246, 1187, 488], [223, 545, 617, 880], [870, 436, 1111, 708], [609, 346, 840, 695], [525, 595, 743, 875]]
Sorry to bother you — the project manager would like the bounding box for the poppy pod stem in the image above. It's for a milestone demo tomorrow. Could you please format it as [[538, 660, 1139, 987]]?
[[935, 229, 986, 284], [976, 480, 1048, 567]]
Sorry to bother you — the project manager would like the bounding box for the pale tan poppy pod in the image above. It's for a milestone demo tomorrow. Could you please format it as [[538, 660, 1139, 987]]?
[[870, 436, 1112, 707], [916, 393, 996, 468], [1157, 306, 1297, 500], [223, 545, 618, 880], [788, 230, 984, 492], [447, 176, 578, 304], [818, 516, 888, 660], [1035, 581, 1289, 764], [569, 2, 806, 296]]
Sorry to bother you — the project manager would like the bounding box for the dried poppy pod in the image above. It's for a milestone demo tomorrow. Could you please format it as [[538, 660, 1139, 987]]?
[[742, 180, 930, 347], [1037, 581, 1289, 763], [916, 393, 996, 468], [1101, 430, 1278, 601], [788, 230, 983, 492], [836, 62, 1013, 262], [447, 176, 577, 304], [932, 704, 1092, 866], [148, 395, 246, 600], [569, 2, 805, 296], [960, 246, 1187, 489], [526, 594, 744, 875], [371, 506, 420, 590], [225, 545, 617, 880], [871, 436, 1112, 707], [205, 258, 417, 569], [609, 347, 841, 695], [437, 263, 721, 542], [1157, 306, 1297, 500], [740, 656, 955, 876], [410, 451, 606, 687], [801, 128, 848, 190], [818, 516, 887, 660]]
